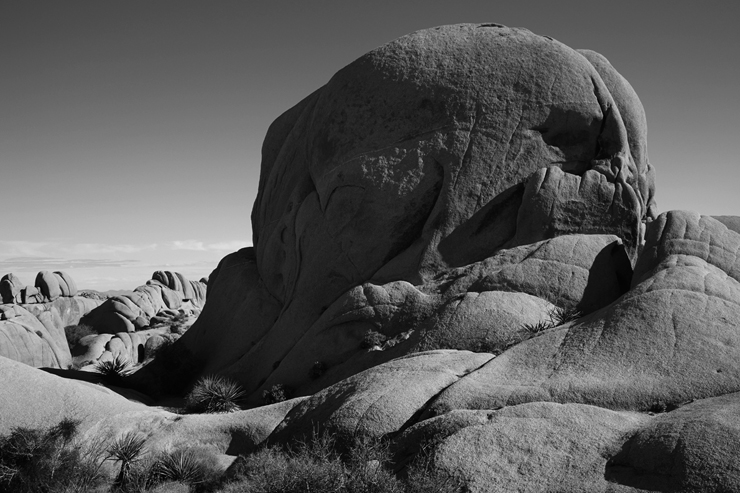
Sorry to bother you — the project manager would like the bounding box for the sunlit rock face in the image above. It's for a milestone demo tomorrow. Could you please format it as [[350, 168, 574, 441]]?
[[171, 23, 655, 404]]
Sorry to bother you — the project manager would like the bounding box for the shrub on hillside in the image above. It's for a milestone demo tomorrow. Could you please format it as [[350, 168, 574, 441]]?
[[0, 418, 105, 493], [185, 375, 246, 414], [223, 431, 465, 493], [262, 384, 292, 405], [361, 329, 388, 349], [64, 323, 97, 349]]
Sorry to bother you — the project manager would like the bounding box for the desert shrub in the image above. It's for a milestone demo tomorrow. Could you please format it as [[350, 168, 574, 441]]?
[[185, 375, 246, 414], [262, 384, 292, 405], [95, 354, 134, 385], [64, 323, 98, 348], [361, 329, 388, 349], [223, 431, 463, 493], [106, 431, 147, 489], [309, 361, 327, 380], [0, 418, 105, 493]]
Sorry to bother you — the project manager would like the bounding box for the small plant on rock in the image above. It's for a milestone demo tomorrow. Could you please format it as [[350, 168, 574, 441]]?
[[549, 305, 582, 326], [262, 384, 292, 405], [360, 329, 387, 349], [521, 319, 552, 335], [185, 375, 246, 414], [94, 354, 133, 385]]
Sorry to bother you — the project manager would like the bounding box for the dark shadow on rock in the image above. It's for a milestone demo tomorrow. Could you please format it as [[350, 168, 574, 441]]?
[[604, 434, 677, 492], [438, 182, 524, 267], [580, 240, 633, 314]]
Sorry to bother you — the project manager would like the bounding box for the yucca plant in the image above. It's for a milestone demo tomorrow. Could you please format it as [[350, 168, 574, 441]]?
[[149, 448, 215, 487], [549, 305, 582, 326], [94, 354, 134, 385], [185, 375, 246, 413], [106, 431, 146, 489]]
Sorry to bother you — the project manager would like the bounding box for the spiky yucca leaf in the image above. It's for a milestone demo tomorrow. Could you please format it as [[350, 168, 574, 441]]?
[[150, 449, 209, 485], [94, 354, 133, 380], [185, 375, 246, 413]]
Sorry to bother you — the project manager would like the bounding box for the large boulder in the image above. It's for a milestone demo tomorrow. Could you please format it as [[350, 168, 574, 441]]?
[[35, 270, 62, 301], [164, 24, 653, 402], [0, 274, 23, 303]]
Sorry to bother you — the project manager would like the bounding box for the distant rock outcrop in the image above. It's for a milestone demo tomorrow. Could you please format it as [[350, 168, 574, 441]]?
[[1, 270, 79, 304], [0, 270, 100, 368], [81, 271, 207, 334]]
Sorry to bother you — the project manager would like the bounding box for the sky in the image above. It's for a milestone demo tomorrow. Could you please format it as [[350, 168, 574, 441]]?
[[1, 1, 738, 290]]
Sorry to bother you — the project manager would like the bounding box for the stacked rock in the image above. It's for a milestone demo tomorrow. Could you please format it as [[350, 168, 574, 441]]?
[[0, 271, 78, 305]]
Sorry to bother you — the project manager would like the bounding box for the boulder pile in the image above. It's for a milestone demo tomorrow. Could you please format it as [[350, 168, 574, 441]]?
[[0, 270, 78, 304], [81, 271, 207, 334]]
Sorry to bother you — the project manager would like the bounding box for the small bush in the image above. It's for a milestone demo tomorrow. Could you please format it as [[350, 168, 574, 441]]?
[[64, 323, 97, 348], [361, 329, 388, 349], [262, 384, 292, 405], [0, 418, 104, 493], [185, 375, 246, 414], [95, 354, 134, 384], [223, 430, 464, 493], [309, 361, 327, 380]]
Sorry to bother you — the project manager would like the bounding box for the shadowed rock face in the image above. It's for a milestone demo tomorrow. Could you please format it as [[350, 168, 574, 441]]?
[[164, 24, 656, 405]]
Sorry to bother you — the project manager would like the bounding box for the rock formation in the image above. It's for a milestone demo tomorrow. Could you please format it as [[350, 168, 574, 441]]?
[[164, 23, 655, 405], [3, 23, 739, 492], [81, 270, 207, 334], [0, 271, 101, 368]]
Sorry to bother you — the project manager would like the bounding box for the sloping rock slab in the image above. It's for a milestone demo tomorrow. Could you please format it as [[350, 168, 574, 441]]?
[[395, 403, 648, 493], [269, 350, 492, 444], [606, 392, 740, 492], [0, 356, 147, 434], [423, 211, 740, 415]]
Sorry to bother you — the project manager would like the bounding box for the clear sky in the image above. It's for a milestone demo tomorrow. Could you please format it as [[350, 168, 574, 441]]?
[[1, 1, 738, 290]]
